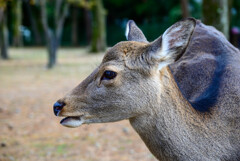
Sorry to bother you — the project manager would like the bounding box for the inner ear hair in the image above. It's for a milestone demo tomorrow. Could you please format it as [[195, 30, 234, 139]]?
[[126, 18, 196, 72], [161, 18, 196, 60], [149, 18, 196, 68], [142, 18, 196, 71]]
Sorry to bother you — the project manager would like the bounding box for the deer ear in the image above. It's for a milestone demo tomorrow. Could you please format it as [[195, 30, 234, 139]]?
[[125, 20, 148, 43], [148, 18, 196, 70]]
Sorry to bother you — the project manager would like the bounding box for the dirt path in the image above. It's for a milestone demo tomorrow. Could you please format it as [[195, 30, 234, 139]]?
[[0, 48, 156, 161]]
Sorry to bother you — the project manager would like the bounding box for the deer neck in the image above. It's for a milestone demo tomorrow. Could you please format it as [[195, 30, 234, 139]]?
[[129, 67, 196, 161]]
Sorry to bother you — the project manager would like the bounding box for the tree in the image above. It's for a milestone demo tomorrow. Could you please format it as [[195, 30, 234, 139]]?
[[68, 0, 106, 52], [83, 6, 92, 46], [71, 6, 78, 46], [40, 0, 69, 68], [0, 1, 9, 59], [202, 0, 230, 39], [68, 0, 92, 46], [23, 0, 42, 45], [181, 0, 189, 18], [90, 0, 106, 52], [12, 0, 23, 47]]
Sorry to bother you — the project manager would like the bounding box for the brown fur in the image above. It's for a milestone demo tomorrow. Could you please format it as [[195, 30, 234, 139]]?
[[55, 18, 240, 160]]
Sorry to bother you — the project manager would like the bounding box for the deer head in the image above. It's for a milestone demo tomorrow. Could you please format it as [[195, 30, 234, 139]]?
[[53, 18, 196, 128]]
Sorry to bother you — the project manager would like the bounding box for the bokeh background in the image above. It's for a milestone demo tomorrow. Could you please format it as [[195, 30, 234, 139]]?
[[0, 0, 240, 161]]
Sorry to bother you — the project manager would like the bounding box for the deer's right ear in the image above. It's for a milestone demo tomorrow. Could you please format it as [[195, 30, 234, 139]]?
[[125, 20, 148, 43]]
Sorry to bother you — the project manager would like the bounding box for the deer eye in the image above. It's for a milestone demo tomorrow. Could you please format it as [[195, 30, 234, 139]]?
[[101, 70, 117, 80]]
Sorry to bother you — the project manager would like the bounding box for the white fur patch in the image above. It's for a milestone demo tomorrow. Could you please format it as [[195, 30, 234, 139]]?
[[161, 26, 180, 56], [157, 25, 183, 71], [125, 21, 130, 40], [61, 117, 84, 128], [158, 61, 170, 71], [156, 36, 171, 70]]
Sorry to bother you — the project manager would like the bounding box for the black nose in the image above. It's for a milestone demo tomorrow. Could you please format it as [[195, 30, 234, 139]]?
[[53, 101, 65, 116]]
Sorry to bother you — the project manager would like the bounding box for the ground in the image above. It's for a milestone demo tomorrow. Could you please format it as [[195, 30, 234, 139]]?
[[0, 48, 157, 161]]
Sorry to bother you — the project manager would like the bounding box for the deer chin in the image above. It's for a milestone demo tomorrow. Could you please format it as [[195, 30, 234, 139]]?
[[60, 116, 84, 128]]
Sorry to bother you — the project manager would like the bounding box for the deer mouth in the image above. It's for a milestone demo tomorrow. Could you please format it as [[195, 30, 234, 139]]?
[[60, 116, 84, 128]]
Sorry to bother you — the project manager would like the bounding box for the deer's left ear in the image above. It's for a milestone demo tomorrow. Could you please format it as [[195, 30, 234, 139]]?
[[125, 20, 148, 43], [147, 18, 196, 70]]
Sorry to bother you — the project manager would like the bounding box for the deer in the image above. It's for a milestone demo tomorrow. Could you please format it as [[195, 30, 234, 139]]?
[[53, 18, 240, 161]]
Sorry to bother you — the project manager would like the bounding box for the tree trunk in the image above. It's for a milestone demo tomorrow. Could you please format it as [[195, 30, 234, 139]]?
[[90, 0, 106, 52], [84, 7, 92, 45], [0, 7, 3, 22], [55, 0, 69, 43], [71, 6, 78, 46], [40, 0, 69, 69], [12, 0, 23, 47], [24, 0, 42, 45], [181, 0, 189, 18], [46, 30, 58, 68], [202, 0, 229, 39], [40, 0, 56, 68], [0, 8, 9, 59]]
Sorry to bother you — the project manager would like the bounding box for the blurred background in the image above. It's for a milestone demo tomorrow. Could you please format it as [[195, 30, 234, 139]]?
[[0, 0, 240, 161]]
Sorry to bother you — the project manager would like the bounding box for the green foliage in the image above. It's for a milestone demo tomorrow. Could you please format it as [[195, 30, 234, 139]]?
[[4, 0, 240, 47], [104, 0, 187, 43], [231, 0, 240, 27], [169, 5, 182, 24], [0, 0, 9, 8], [68, 0, 94, 9], [189, 0, 201, 19]]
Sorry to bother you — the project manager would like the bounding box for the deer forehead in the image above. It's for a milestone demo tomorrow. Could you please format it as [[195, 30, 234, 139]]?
[[102, 41, 148, 64]]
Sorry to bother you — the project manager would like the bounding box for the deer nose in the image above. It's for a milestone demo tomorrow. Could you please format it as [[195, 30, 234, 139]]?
[[53, 101, 65, 116]]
